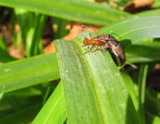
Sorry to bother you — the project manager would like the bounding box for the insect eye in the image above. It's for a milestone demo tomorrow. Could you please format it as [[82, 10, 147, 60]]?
[[83, 38, 88, 45]]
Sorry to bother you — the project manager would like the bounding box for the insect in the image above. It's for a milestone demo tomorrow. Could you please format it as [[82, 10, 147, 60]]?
[[82, 33, 126, 66], [82, 33, 104, 53]]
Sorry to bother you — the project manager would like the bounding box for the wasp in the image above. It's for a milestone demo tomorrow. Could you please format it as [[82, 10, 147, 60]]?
[[82, 33, 126, 66]]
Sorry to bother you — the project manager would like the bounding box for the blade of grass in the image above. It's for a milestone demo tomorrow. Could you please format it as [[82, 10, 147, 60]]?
[[0, 37, 7, 52], [0, 53, 59, 93], [121, 72, 139, 110], [14, 8, 35, 57], [111, 0, 131, 6], [30, 14, 47, 56], [15, 9, 46, 57], [146, 112, 160, 124], [0, 48, 16, 63], [0, 0, 129, 25], [32, 82, 66, 124], [97, 16, 160, 65], [135, 9, 160, 17], [126, 42, 160, 63], [145, 88, 160, 116], [53, 18, 69, 39], [97, 16, 160, 42], [54, 31, 140, 124], [55, 38, 103, 124], [0, 104, 41, 124], [138, 64, 149, 124], [153, 0, 160, 8]]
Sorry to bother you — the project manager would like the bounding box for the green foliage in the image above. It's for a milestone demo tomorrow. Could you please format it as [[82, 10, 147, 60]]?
[[0, 0, 129, 25], [0, 0, 160, 124]]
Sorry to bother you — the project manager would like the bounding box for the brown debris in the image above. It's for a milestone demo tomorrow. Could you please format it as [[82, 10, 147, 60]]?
[[63, 22, 100, 40], [44, 42, 55, 53], [124, 0, 155, 13], [8, 45, 24, 59], [1, 24, 12, 45]]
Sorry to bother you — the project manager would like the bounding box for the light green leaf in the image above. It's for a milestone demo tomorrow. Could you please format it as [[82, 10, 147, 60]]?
[[54, 31, 140, 124], [97, 16, 160, 64], [97, 16, 160, 42]]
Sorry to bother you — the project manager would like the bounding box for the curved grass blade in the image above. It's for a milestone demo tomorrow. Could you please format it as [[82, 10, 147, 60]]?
[[97, 16, 160, 42], [54, 32, 140, 124], [0, 53, 59, 93], [97, 16, 160, 64], [0, 0, 129, 25]]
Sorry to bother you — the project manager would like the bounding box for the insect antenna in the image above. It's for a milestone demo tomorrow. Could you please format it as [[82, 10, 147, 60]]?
[[81, 24, 97, 32]]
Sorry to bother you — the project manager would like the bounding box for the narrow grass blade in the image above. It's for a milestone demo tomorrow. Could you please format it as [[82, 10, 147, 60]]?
[[145, 89, 160, 116], [32, 82, 66, 124], [146, 112, 160, 124], [0, 105, 41, 124], [0, 53, 59, 93], [121, 72, 138, 110], [30, 14, 47, 56], [138, 64, 149, 124]]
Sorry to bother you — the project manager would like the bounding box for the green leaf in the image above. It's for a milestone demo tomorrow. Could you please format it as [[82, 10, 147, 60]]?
[[97, 16, 160, 42], [121, 72, 139, 110], [0, 105, 41, 124], [30, 14, 47, 56], [0, 53, 60, 93], [0, 48, 16, 63], [14, 9, 46, 57], [0, 0, 129, 25], [138, 64, 149, 124], [54, 32, 140, 124], [111, 0, 131, 6], [153, 0, 160, 8], [145, 89, 160, 116], [146, 112, 160, 124], [32, 82, 66, 124], [126, 42, 160, 63], [135, 9, 160, 17], [96, 16, 160, 64]]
